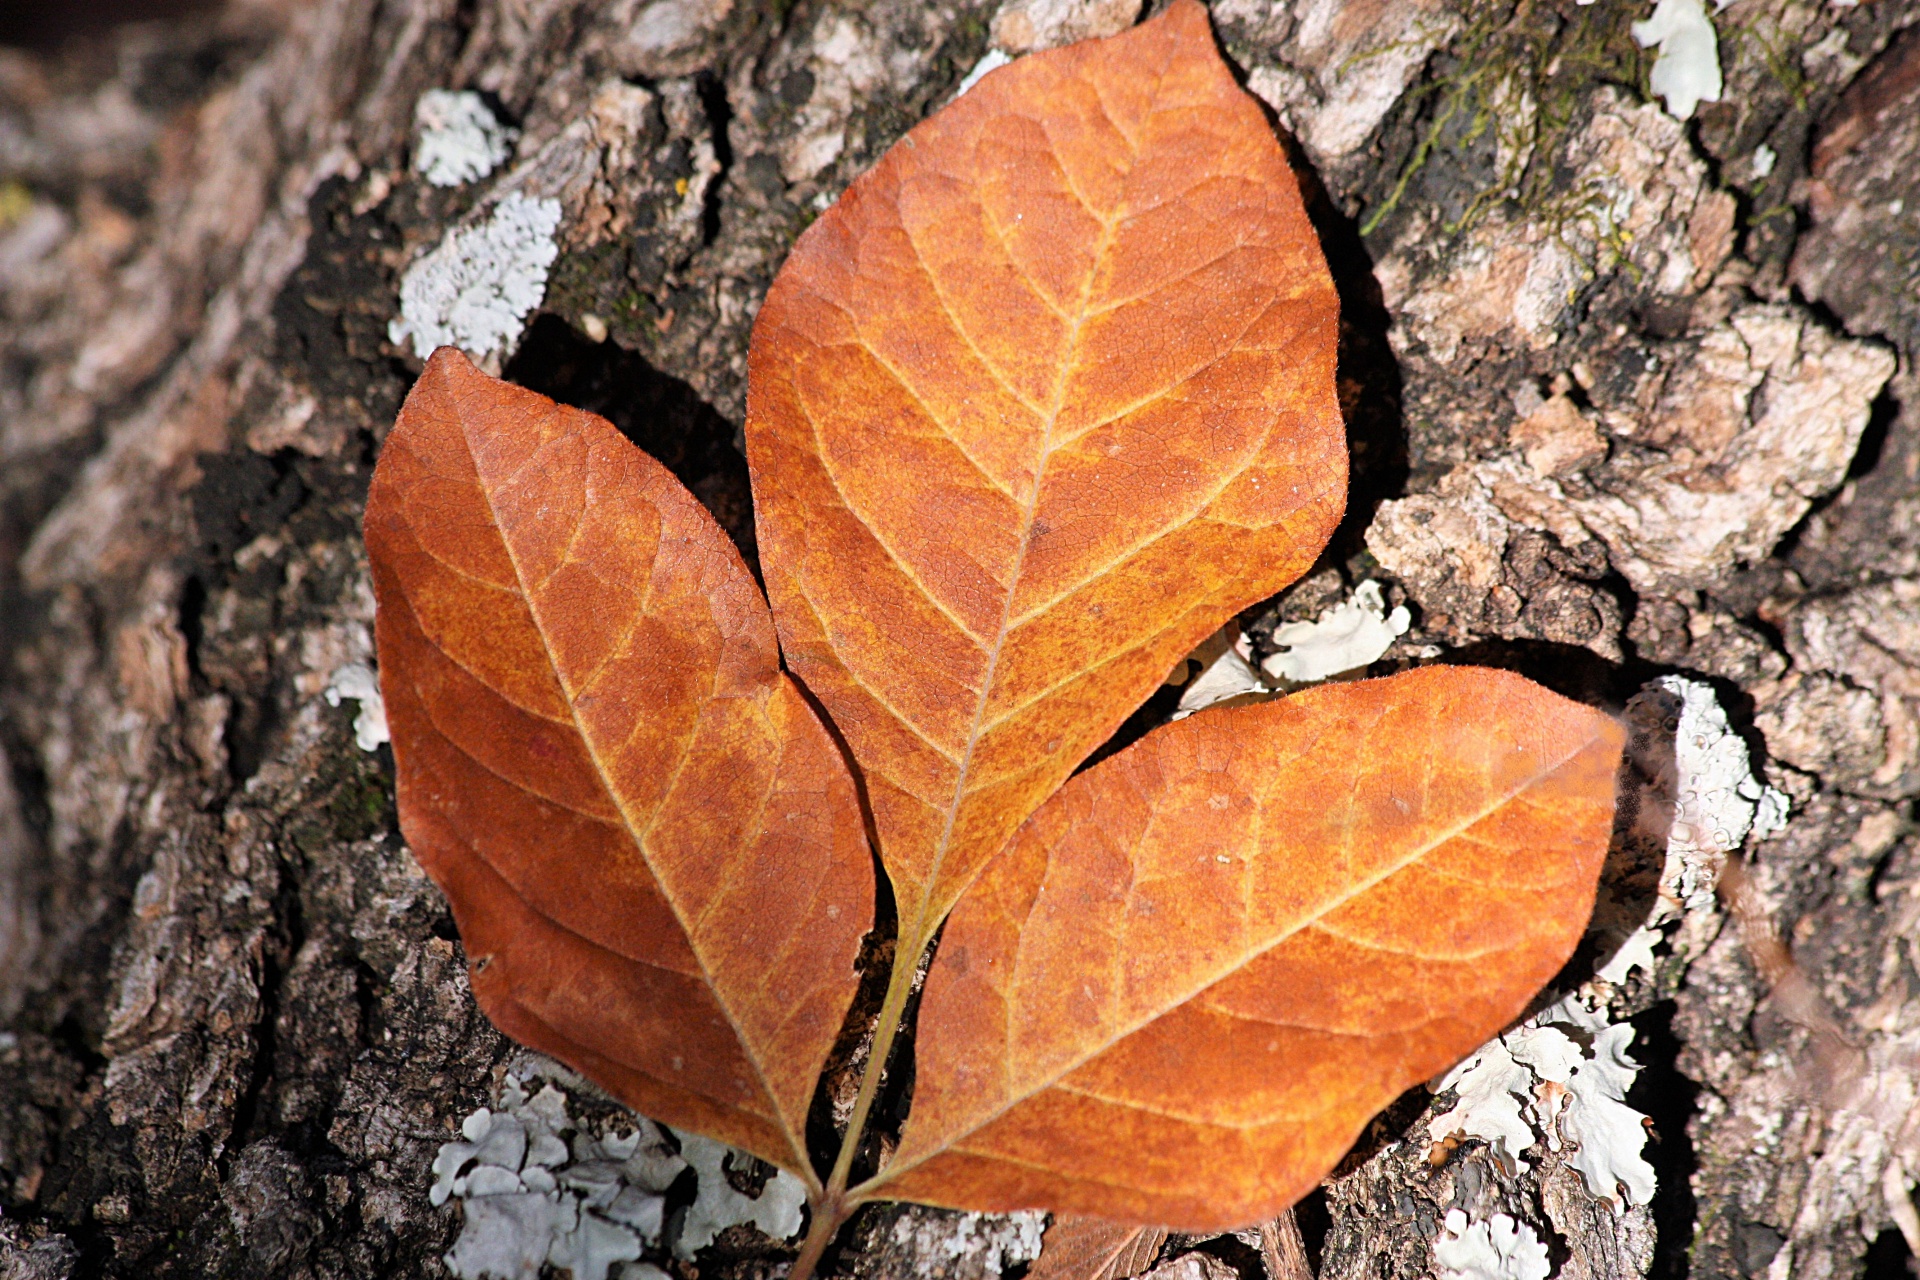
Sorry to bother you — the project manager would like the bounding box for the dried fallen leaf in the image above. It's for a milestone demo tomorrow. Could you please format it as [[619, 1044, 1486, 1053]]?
[[745, 0, 1345, 938], [366, 349, 871, 1179], [1027, 1216, 1169, 1280], [370, 5, 1629, 1272], [881, 666, 1624, 1226]]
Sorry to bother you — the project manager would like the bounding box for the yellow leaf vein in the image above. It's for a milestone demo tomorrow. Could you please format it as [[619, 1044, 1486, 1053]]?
[[794, 384, 997, 655], [808, 325, 1025, 505], [455, 410, 813, 1172], [872, 726, 1610, 1189], [784, 573, 967, 769]]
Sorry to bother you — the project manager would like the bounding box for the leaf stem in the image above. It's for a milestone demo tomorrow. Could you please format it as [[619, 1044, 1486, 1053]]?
[[793, 923, 927, 1279], [787, 1194, 847, 1280], [827, 928, 923, 1195]]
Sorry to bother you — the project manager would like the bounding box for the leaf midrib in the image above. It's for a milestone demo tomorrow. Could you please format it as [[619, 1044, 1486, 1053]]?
[[457, 412, 815, 1178], [902, 60, 1171, 935], [866, 718, 1610, 1190]]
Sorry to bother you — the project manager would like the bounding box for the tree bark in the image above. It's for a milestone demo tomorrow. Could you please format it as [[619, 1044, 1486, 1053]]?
[[2, 1, 1917, 1277]]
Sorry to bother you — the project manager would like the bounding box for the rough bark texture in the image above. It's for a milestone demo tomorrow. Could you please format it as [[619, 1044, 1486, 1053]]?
[[1, 1, 1917, 1278]]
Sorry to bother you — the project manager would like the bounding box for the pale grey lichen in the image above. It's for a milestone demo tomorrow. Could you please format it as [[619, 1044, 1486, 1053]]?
[[1631, 0, 1722, 122], [323, 662, 388, 752], [1433, 675, 1793, 1210], [1428, 1037, 1536, 1172], [430, 1061, 806, 1279], [433, 1073, 683, 1280], [886, 1208, 1047, 1275], [1594, 923, 1662, 987], [953, 49, 1011, 97], [1433, 1210, 1551, 1280], [1559, 1022, 1661, 1207], [1431, 992, 1658, 1207], [1261, 580, 1409, 685], [1591, 676, 1789, 986], [1656, 674, 1790, 917], [670, 1131, 807, 1259], [413, 89, 518, 187], [1170, 626, 1266, 720], [1168, 581, 1410, 721], [388, 192, 562, 365]]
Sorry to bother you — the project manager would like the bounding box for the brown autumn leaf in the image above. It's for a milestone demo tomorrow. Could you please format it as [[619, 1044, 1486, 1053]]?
[[364, 7, 1630, 1273], [878, 666, 1625, 1227], [1027, 1216, 1170, 1280], [365, 348, 872, 1181], [744, 0, 1346, 941]]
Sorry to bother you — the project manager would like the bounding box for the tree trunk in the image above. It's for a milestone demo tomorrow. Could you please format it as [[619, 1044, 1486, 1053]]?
[[2, 1, 1917, 1277]]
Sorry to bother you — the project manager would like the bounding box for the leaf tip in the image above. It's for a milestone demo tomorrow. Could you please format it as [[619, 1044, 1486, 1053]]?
[[421, 342, 481, 384]]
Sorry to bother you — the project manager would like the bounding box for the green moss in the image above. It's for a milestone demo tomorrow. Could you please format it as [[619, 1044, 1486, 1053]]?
[[1362, 0, 1651, 242], [541, 237, 673, 354], [328, 768, 395, 844], [1722, 13, 1811, 111], [548, 241, 644, 319], [286, 715, 396, 855]]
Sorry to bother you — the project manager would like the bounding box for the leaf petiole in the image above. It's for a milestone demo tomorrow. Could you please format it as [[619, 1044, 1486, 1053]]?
[[792, 923, 929, 1280]]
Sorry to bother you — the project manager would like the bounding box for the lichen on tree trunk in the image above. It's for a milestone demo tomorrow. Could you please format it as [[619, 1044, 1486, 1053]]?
[[3, 1, 1919, 1278]]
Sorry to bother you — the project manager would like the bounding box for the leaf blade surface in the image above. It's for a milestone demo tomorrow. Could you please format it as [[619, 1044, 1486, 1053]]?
[[367, 349, 872, 1176], [745, 0, 1346, 932], [881, 666, 1625, 1226], [1026, 1217, 1169, 1280]]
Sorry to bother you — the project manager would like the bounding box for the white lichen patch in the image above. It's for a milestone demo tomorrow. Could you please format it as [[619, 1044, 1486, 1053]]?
[[1434, 677, 1788, 1209], [953, 48, 1011, 97], [1431, 992, 1657, 1206], [323, 662, 388, 752], [1594, 924, 1662, 986], [431, 1061, 806, 1278], [1657, 674, 1790, 917], [1168, 582, 1409, 720], [389, 191, 562, 365], [1171, 627, 1266, 720], [413, 89, 518, 187], [434, 1076, 683, 1280], [1428, 1037, 1536, 1172], [1262, 580, 1409, 685], [670, 1132, 806, 1259], [1595, 675, 1790, 984], [1561, 1022, 1661, 1207], [1631, 0, 1722, 122], [1433, 1209, 1551, 1280], [886, 1208, 1047, 1275]]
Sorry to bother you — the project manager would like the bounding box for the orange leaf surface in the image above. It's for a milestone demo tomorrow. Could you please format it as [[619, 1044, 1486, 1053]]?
[[1026, 1217, 1169, 1280], [879, 666, 1625, 1226], [744, 0, 1345, 935], [365, 349, 872, 1179]]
